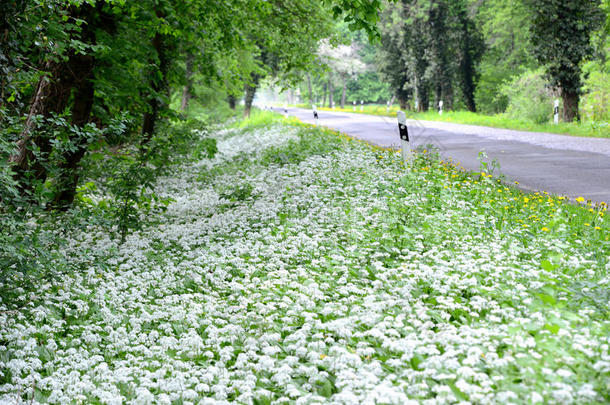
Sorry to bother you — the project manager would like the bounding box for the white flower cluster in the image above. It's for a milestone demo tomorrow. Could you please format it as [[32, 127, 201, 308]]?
[[0, 123, 607, 404]]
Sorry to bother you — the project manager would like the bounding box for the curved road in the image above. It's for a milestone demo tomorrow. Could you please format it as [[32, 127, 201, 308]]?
[[276, 107, 610, 203]]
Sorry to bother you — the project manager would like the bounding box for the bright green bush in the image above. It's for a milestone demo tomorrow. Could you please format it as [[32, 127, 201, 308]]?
[[500, 68, 557, 124], [581, 61, 610, 122]]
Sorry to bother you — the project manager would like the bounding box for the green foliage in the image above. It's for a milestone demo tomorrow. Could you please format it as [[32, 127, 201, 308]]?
[[233, 109, 289, 129], [81, 117, 215, 242], [500, 68, 556, 124], [0, 212, 62, 309], [473, 0, 536, 114], [581, 59, 610, 122], [527, 0, 605, 120], [260, 126, 344, 166], [327, 0, 397, 41], [105, 150, 167, 243], [377, 0, 483, 111]]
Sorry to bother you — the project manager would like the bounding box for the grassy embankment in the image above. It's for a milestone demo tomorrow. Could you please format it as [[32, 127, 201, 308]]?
[[0, 109, 608, 403], [295, 103, 610, 138]]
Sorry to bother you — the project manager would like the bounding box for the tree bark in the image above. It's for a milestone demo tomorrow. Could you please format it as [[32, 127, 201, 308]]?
[[52, 3, 103, 208], [306, 72, 313, 104], [9, 3, 113, 207], [181, 53, 194, 112], [9, 58, 75, 196], [416, 78, 429, 112], [328, 71, 333, 108], [398, 96, 407, 110], [52, 54, 95, 208], [142, 7, 172, 144], [228, 95, 236, 110], [435, 80, 442, 111], [244, 74, 259, 117], [561, 88, 579, 122], [340, 75, 346, 109], [322, 82, 327, 108], [142, 32, 165, 141]]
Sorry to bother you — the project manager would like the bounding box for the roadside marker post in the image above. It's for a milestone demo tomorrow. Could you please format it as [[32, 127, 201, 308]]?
[[554, 99, 559, 124], [353, 101, 356, 111], [312, 104, 318, 124], [386, 100, 390, 113], [397, 110, 411, 165], [360, 100, 363, 112], [438, 100, 443, 115]]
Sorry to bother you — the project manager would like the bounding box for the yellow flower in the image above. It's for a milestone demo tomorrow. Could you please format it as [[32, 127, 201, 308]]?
[[523, 197, 529, 203], [584, 223, 590, 226], [541, 227, 549, 232], [575, 196, 585, 203], [594, 226, 601, 230], [320, 354, 327, 359]]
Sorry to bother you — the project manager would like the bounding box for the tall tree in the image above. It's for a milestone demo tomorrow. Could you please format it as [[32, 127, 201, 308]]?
[[453, 0, 484, 112], [527, 0, 604, 121], [472, 0, 536, 113]]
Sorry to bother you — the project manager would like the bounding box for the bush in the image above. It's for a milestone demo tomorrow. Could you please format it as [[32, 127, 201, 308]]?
[[500, 68, 557, 124], [581, 61, 610, 123]]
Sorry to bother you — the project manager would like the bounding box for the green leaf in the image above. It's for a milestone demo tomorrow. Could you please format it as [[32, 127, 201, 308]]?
[[540, 259, 555, 271], [544, 323, 560, 334]]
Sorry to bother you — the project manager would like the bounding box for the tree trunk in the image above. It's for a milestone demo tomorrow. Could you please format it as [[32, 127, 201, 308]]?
[[142, 7, 171, 144], [8, 73, 51, 172], [306, 72, 313, 104], [9, 59, 75, 196], [328, 71, 333, 108], [435, 80, 442, 111], [460, 48, 477, 112], [181, 53, 193, 112], [52, 55, 95, 208], [561, 88, 579, 122], [9, 3, 113, 207], [398, 96, 407, 110], [416, 79, 429, 112], [340, 75, 346, 109], [228, 95, 236, 110], [244, 74, 259, 117], [442, 80, 453, 111], [322, 82, 327, 108], [142, 32, 164, 141], [52, 3, 104, 208]]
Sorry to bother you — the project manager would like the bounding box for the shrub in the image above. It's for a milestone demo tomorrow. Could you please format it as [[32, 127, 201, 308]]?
[[500, 68, 557, 124], [581, 60, 610, 122]]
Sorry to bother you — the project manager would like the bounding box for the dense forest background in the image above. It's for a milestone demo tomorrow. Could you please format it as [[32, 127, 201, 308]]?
[[299, 0, 609, 125], [0, 0, 608, 215]]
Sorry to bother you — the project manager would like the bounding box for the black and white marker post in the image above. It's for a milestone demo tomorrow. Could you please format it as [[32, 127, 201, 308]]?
[[353, 101, 356, 111], [397, 111, 411, 164], [386, 100, 390, 113], [554, 99, 559, 124], [360, 100, 364, 112], [312, 104, 319, 125], [438, 100, 443, 115]]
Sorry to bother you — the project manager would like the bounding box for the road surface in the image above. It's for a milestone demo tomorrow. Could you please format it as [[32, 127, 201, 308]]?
[[274, 107, 610, 203]]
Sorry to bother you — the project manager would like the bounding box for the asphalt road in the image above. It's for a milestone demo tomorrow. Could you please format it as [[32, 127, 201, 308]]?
[[272, 107, 610, 203]]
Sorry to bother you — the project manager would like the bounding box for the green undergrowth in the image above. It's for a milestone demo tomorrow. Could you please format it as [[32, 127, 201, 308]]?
[[232, 108, 301, 129], [1, 113, 608, 403]]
